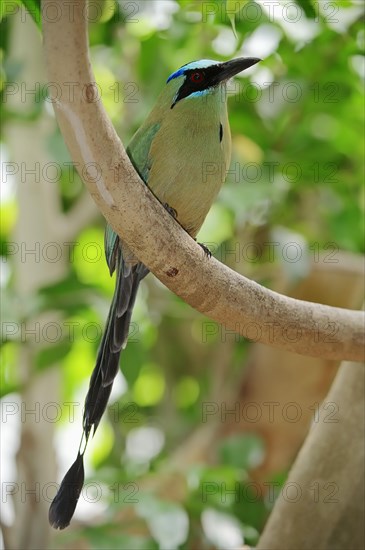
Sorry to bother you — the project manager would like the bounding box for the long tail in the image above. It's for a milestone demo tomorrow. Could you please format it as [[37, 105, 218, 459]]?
[[49, 249, 148, 529]]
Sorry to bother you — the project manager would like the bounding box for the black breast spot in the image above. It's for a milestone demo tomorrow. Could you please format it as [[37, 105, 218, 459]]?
[[219, 123, 223, 142]]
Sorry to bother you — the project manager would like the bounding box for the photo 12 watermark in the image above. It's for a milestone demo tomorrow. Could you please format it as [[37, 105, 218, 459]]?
[[1, 480, 139, 505], [201, 479, 340, 505], [201, 400, 340, 424]]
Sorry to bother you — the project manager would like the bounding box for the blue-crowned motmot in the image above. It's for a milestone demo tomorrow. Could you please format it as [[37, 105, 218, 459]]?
[[49, 56, 260, 529]]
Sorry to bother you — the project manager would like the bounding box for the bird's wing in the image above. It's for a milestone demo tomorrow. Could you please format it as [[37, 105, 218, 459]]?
[[127, 121, 161, 183], [104, 224, 119, 275], [104, 121, 161, 275]]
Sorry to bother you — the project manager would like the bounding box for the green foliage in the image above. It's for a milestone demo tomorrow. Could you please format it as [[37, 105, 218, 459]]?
[[1, 0, 364, 547], [218, 433, 265, 470], [16, 0, 41, 29]]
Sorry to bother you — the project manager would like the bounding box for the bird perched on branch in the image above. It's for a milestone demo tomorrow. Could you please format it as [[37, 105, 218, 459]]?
[[49, 56, 260, 529]]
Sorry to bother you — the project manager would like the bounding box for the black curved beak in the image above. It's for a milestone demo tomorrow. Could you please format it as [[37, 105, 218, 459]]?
[[216, 57, 261, 83]]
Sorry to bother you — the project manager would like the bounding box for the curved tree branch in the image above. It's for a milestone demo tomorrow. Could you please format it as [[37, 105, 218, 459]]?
[[42, 0, 364, 362]]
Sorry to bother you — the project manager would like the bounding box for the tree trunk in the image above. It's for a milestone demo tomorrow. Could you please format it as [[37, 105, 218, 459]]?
[[3, 10, 97, 549], [257, 359, 365, 550]]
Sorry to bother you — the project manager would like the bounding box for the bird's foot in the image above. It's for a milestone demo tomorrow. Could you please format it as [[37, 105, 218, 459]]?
[[164, 203, 178, 220], [197, 242, 212, 258], [163, 204, 210, 259]]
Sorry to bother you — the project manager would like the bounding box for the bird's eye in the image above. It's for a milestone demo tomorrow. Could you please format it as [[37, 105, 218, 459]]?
[[190, 71, 204, 83]]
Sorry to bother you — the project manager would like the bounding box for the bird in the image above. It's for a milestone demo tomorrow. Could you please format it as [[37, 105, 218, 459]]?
[[49, 56, 261, 529]]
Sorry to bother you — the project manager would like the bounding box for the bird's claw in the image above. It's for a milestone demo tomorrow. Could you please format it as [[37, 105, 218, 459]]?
[[163, 204, 210, 259], [164, 203, 178, 219], [197, 242, 212, 258]]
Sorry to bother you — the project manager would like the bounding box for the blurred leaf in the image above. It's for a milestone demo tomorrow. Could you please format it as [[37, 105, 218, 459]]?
[[90, 421, 114, 467], [90, 0, 116, 23], [79, 525, 155, 550], [35, 340, 72, 370], [197, 203, 235, 246], [133, 364, 165, 407], [201, 508, 244, 549], [38, 272, 96, 298], [18, 0, 41, 29], [0, 342, 21, 396], [38, 279, 98, 317], [0, 201, 17, 237], [73, 226, 114, 294], [296, 0, 316, 19], [233, 480, 268, 530], [0, 1, 20, 22], [218, 434, 265, 469], [198, 465, 248, 509], [173, 376, 200, 408], [137, 496, 189, 549], [63, 338, 97, 400]]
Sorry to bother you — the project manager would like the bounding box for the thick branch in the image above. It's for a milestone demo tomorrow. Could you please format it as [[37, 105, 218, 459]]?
[[257, 359, 365, 550], [42, 0, 364, 362]]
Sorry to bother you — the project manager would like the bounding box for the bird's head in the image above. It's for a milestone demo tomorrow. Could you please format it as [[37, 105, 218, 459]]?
[[166, 57, 261, 109]]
